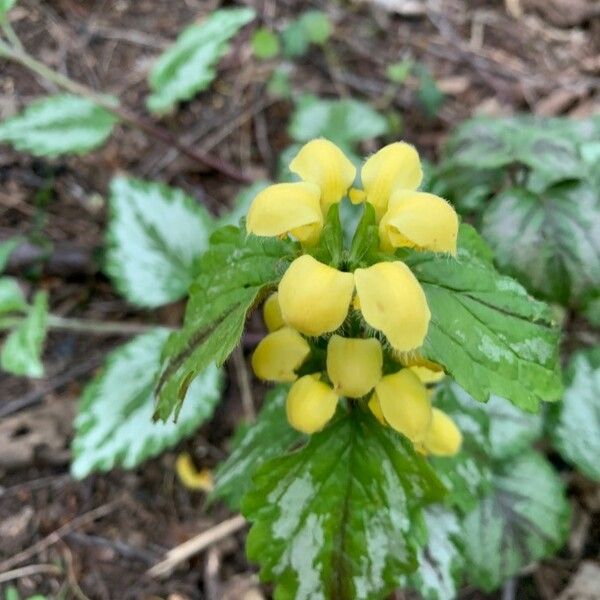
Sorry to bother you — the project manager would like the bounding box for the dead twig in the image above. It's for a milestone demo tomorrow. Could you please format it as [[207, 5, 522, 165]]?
[[0, 564, 62, 584], [232, 346, 255, 421]]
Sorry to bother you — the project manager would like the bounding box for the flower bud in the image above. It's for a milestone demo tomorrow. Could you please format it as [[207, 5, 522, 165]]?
[[286, 375, 339, 434], [326, 335, 382, 398], [422, 408, 462, 456], [263, 292, 284, 332], [374, 369, 432, 442], [278, 255, 354, 336], [251, 327, 310, 382]]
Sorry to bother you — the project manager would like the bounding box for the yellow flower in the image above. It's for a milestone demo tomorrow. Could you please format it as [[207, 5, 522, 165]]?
[[372, 369, 432, 442], [246, 181, 323, 244], [251, 327, 310, 382], [354, 261, 430, 352], [263, 292, 284, 332], [278, 254, 355, 336], [421, 408, 462, 456], [289, 139, 356, 212], [175, 453, 214, 492], [286, 374, 339, 434], [368, 393, 386, 425], [397, 354, 446, 384], [326, 335, 383, 398], [360, 142, 423, 220], [379, 190, 459, 254]]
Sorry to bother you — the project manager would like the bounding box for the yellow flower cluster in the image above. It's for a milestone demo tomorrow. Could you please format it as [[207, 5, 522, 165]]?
[[246, 138, 462, 456]]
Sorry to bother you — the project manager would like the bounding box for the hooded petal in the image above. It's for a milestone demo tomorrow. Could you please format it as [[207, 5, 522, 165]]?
[[326, 335, 383, 398], [263, 292, 285, 332], [361, 142, 422, 220], [278, 255, 355, 336], [354, 261, 430, 352], [368, 392, 386, 425], [246, 181, 323, 243], [379, 191, 458, 254], [397, 353, 446, 384], [286, 375, 339, 434], [251, 327, 310, 382], [422, 408, 462, 456], [289, 139, 356, 211], [374, 369, 432, 442]]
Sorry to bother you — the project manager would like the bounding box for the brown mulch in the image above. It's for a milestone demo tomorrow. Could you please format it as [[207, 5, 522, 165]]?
[[1, 0, 599, 598]]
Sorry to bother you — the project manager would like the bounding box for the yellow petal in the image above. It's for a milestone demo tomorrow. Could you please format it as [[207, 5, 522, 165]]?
[[251, 327, 310, 382], [361, 142, 422, 220], [354, 261, 430, 352], [409, 365, 445, 384], [374, 369, 432, 442], [246, 181, 323, 243], [278, 255, 355, 336], [175, 453, 214, 492], [422, 408, 463, 456], [289, 139, 356, 212], [263, 292, 285, 332], [368, 392, 386, 425], [379, 191, 459, 254], [326, 335, 383, 398], [286, 375, 339, 434]]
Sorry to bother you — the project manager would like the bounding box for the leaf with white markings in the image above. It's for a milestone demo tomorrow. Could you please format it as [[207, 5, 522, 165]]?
[[71, 329, 222, 479], [213, 385, 302, 509], [1, 291, 47, 377], [242, 410, 445, 600], [551, 347, 600, 481], [405, 225, 562, 411], [461, 451, 570, 592], [155, 226, 296, 421], [105, 176, 213, 308], [147, 8, 255, 114], [0, 95, 117, 156]]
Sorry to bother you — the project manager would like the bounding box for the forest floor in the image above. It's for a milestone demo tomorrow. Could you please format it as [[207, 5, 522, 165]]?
[[1, 0, 599, 598]]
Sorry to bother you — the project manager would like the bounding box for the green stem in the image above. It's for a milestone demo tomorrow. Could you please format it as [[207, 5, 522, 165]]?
[[0, 37, 252, 183]]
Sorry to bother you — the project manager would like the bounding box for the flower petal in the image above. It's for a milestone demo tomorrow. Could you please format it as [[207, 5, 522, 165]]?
[[374, 369, 432, 442], [278, 255, 355, 336], [263, 292, 285, 332], [368, 392, 386, 425], [251, 327, 310, 382], [361, 142, 422, 220], [422, 408, 462, 456], [286, 375, 339, 434], [246, 181, 323, 243], [289, 139, 356, 211], [379, 191, 459, 254], [326, 335, 383, 398], [354, 261, 431, 352]]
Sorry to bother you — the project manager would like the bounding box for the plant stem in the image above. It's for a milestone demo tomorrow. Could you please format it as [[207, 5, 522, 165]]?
[[0, 37, 252, 183]]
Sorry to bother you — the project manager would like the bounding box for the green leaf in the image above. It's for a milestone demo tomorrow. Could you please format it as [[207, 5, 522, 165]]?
[[0, 238, 21, 272], [289, 95, 388, 150], [155, 226, 296, 421], [0, 95, 117, 156], [147, 8, 255, 114], [551, 347, 600, 481], [1, 291, 47, 377], [213, 385, 302, 509], [0, 0, 17, 19], [481, 182, 600, 306], [415, 65, 444, 118], [281, 20, 310, 57], [407, 506, 464, 600], [386, 59, 413, 84], [71, 329, 222, 479], [299, 10, 332, 44], [267, 67, 292, 99], [242, 409, 445, 600], [251, 27, 280, 59], [405, 225, 562, 411], [0, 277, 26, 314], [461, 451, 570, 592], [105, 176, 213, 308], [307, 203, 343, 267], [348, 202, 379, 268]]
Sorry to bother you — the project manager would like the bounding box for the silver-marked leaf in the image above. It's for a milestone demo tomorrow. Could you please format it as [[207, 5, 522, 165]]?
[[242, 410, 445, 600], [213, 385, 302, 509], [71, 328, 222, 479], [1, 291, 47, 377], [406, 225, 562, 411], [105, 176, 213, 308], [551, 347, 600, 481], [147, 8, 255, 114], [155, 226, 296, 421], [482, 183, 600, 306], [0, 277, 26, 314], [0, 95, 117, 156], [461, 451, 570, 592]]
